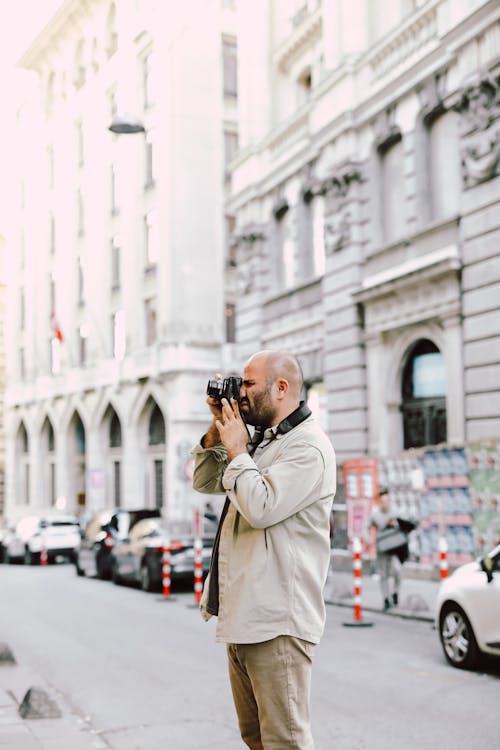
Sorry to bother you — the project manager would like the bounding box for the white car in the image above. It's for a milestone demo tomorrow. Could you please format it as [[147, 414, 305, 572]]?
[[3, 514, 81, 565], [436, 544, 500, 669]]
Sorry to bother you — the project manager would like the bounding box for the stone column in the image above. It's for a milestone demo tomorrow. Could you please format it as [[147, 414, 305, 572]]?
[[443, 314, 465, 445]]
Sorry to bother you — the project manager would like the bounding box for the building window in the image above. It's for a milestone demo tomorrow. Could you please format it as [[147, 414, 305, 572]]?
[[77, 257, 84, 305], [75, 414, 86, 454], [109, 412, 122, 448], [77, 190, 85, 236], [296, 66, 312, 107], [401, 339, 447, 449], [47, 146, 55, 188], [76, 120, 84, 167], [428, 110, 460, 221], [110, 164, 119, 215], [380, 136, 405, 243], [49, 273, 56, 314], [153, 459, 163, 510], [113, 460, 121, 506], [142, 51, 156, 109], [145, 298, 157, 346], [149, 403, 165, 446], [225, 302, 236, 343], [19, 287, 25, 330], [145, 130, 155, 188], [112, 309, 126, 361], [50, 463, 56, 505], [47, 421, 55, 452], [224, 130, 239, 170], [78, 326, 86, 366], [49, 214, 56, 254], [111, 235, 121, 290], [144, 210, 159, 268], [223, 39, 237, 98], [19, 348, 26, 379]]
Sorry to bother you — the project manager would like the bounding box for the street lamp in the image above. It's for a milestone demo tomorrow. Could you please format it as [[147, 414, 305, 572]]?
[[108, 114, 145, 134]]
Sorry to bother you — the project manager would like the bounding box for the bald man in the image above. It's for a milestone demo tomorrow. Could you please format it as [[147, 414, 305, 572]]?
[[192, 350, 336, 750]]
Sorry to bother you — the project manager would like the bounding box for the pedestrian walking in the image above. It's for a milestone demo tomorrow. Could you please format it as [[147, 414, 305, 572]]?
[[192, 349, 336, 750], [369, 487, 406, 611]]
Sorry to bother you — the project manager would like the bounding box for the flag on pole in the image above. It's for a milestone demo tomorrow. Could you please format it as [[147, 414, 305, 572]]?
[[50, 312, 63, 343]]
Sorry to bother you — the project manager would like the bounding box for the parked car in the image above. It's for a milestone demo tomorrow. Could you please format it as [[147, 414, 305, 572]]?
[[75, 508, 161, 579], [3, 514, 81, 565], [110, 515, 217, 592], [436, 544, 500, 669]]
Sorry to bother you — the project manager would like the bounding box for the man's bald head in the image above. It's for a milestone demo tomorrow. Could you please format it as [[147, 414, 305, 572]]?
[[246, 350, 304, 400]]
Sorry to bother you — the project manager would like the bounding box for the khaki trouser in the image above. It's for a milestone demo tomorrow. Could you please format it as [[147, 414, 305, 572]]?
[[227, 635, 315, 750]]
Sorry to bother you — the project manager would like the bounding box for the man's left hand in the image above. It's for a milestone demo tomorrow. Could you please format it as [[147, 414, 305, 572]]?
[[215, 399, 249, 462]]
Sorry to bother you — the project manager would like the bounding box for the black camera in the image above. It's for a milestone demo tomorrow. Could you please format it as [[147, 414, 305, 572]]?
[[206, 376, 242, 403]]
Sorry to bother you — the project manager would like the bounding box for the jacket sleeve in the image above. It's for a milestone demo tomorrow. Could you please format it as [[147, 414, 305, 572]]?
[[222, 439, 334, 528], [192, 442, 228, 495]]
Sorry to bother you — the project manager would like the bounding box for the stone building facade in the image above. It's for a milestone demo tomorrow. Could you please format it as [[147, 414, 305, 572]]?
[[4, 0, 237, 522], [227, 0, 500, 468]]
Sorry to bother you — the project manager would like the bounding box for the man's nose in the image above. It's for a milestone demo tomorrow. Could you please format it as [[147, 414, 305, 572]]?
[[240, 384, 246, 398]]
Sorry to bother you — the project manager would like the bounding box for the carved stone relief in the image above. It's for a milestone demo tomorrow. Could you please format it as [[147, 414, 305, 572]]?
[[454, 68, 500, 187]]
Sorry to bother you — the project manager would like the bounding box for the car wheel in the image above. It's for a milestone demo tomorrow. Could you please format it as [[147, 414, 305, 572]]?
[[140, 561, 154, 592], [111, 559, 121, 585], [24, 547, 38, 566], [96, 553, 109, 580], [75, 555, 85, 577], [439, 602, 479, 670]]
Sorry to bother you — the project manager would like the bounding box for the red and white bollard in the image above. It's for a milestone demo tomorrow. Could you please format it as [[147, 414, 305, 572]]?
[[342, 536, 373, 628], [40, 546, 48, 566], [193, 537, 203, 605], [162, 539, 171, 598], [439, 536, 448, 579]]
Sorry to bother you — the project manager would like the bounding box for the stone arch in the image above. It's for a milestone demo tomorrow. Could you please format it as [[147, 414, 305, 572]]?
[[136, 395, 167, 511], [98, 403, 124, 508], [40, 416, 57, 507], [66, 409, 87, 513], [14, 420, 31, 507]]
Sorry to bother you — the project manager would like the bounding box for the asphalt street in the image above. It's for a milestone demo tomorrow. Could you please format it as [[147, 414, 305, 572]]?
[[1, 563, 499, 749]]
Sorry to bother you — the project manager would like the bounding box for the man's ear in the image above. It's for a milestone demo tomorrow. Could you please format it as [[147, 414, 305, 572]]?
[[276, 378, 289, 398]]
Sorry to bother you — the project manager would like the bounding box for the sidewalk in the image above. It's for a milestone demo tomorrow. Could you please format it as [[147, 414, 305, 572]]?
[[0, 655, 105, 750], [324, 557, 442, 622]]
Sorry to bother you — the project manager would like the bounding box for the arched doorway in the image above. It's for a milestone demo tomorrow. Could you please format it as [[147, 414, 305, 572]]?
[[401, 339, 447, 449], [146, 400, 165, 511], [69, 412, 86, 512], [41, 417, 56, 506], [16, 422, 30, 506], [107, 407, 122, 508]]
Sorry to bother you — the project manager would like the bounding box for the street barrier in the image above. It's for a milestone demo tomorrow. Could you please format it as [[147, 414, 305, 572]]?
[[162, 539, 172, 597], [40, 546, 48, 566], [439, 536, 448, 579], [193, 537, 203, 605], [342, 536, 373, 628]]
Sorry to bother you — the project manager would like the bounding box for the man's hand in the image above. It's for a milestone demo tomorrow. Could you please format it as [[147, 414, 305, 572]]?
[[215, 398, 249, 462], [201, 375, 224, 449]]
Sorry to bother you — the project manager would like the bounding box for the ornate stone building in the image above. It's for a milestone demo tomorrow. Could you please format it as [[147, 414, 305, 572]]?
[[4, 0, 237, 521], [227, 0, 500, 467]]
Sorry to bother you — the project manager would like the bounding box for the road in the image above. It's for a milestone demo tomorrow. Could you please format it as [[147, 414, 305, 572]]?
[[1, 562, 499, 749]]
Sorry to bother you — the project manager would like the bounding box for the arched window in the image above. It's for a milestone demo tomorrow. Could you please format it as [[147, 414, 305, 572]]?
[[109, 411, 122, 448], [401, 339, 447, 449], [148, 403, 165, 446], [19, 422, 29, 453], [75, 414, 86, 454], [47, 420, 55, 452]]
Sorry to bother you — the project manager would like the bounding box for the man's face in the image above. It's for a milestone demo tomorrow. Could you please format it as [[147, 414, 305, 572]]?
[[239, 358, 277, 428]]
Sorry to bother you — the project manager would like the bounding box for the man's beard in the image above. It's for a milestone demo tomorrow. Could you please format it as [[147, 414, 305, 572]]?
[[240, 386, 276, 428]]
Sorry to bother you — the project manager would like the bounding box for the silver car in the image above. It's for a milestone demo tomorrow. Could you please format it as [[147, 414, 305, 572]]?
[[436, 544, 500, 669], [3, 514, 81, 565]]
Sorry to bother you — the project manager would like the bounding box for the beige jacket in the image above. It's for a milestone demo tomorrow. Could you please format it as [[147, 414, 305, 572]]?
[[192, 415, 336, 644]]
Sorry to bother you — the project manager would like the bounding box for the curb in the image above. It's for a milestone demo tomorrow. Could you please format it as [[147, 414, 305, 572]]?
[[325, 597, 434, 623]]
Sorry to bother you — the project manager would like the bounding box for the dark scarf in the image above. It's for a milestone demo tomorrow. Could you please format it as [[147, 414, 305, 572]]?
[[206, 401, 312, 616]]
